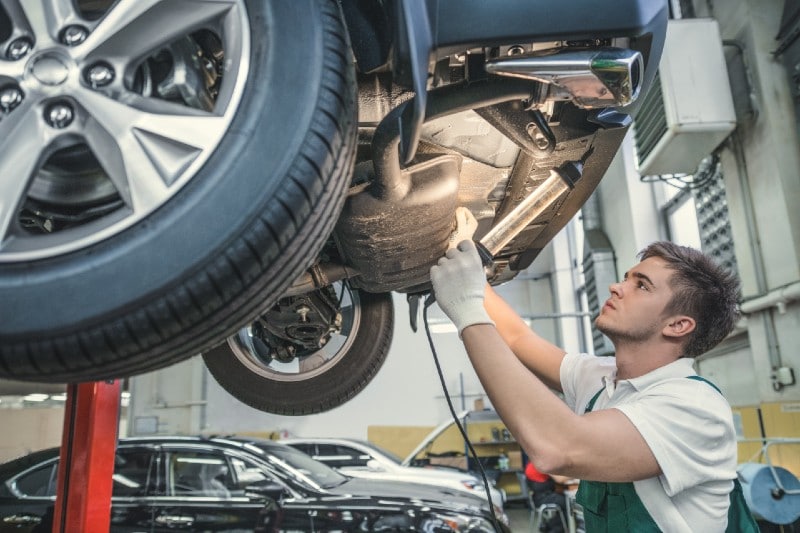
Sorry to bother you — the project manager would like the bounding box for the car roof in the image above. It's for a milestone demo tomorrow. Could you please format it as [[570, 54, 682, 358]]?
[[120, 434, 283, 449], [282, 437, 373, 447], [0, 448, 60, 477]]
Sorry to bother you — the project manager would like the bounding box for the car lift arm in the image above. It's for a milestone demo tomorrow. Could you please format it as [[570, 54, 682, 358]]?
[[52, 380, 121, 533]]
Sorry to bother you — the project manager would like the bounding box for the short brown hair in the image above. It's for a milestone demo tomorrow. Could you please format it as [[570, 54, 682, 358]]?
[[638, 241, 741, 357]]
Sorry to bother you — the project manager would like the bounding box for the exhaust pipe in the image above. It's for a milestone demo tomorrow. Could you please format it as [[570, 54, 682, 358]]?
[[485, 48, 643, 109]]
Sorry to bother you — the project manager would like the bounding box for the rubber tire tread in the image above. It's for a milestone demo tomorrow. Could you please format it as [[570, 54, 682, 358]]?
[[202, 291, 394, 416], [0, 0, 357, 382]]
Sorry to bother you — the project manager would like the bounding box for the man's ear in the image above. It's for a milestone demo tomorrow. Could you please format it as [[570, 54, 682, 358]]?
[[662, 315, 697, 337], [662, 316, 696, 338]]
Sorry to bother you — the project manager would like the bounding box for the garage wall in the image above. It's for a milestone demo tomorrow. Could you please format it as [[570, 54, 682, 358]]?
[[698, 0, 800, 405], [0, 408, 64, 462]]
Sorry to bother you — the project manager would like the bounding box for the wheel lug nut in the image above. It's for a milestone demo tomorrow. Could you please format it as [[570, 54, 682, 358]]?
[[0, 86, 24, 112], [44, 102, 74, 129], [61, 25, 89, 46], [84, 62, 115, 88], [6, 37, 33, 60]]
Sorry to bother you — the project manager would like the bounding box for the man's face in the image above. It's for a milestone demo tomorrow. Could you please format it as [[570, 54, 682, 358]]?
[[595, 256, 677, 344]]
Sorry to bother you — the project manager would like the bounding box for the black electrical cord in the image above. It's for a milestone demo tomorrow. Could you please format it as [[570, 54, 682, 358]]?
[[422, 294, 503, 532]]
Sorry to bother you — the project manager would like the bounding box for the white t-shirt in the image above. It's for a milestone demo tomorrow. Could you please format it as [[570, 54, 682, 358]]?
[[560, 352, 737, 532]]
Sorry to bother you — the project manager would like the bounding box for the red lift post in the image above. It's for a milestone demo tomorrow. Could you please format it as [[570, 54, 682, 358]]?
[[52, 380, 121, 533]]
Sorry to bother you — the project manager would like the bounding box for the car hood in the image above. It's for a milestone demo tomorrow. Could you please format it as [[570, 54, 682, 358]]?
[[329, 477, 491, 511], [338, 467, 506, 504]]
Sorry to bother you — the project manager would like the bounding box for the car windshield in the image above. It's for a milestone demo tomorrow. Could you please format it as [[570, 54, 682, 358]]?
[[261, 444, 349, 490]]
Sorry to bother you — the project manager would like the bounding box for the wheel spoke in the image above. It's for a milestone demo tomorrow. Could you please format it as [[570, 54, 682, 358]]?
[[127, 98, 229, 148], [76, 87, 226, 213], [339, 303, 356, 336], [80, 88, 227, 150], [79, 0, 236, 62], [7, 0, 81, 47], [83, 114, 173, 215], [0, 0, 33, 42], [0, 57, 25, 78], [0, 103, 50, 243], [44, 0, 84, 28]]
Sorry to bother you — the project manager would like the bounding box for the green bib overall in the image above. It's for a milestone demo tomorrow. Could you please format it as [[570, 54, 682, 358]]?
[[574, 376, 759, 532]]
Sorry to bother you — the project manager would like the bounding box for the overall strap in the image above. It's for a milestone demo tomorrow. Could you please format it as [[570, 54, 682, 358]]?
[[577, 385, 663, 531], [686, 374, 722, 394], [585, 387, 604, 413]]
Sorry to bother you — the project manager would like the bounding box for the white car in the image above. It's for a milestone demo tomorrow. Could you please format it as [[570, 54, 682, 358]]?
[[282, 437, 506, 510]]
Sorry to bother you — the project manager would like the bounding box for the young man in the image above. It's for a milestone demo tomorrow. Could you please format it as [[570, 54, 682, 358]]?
[[430, 239, 749, 532]]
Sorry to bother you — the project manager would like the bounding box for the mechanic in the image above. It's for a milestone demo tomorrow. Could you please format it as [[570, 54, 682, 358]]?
[[430, 238, 758, 532]]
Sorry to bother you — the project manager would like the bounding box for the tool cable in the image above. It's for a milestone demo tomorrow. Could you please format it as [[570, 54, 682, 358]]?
[[423, 294, 502, 532]]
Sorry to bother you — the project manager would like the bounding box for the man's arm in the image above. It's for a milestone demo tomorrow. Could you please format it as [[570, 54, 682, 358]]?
[[431, 241, 660, 482], [461, 324, 661, 482], [484, 286, 566, 391]]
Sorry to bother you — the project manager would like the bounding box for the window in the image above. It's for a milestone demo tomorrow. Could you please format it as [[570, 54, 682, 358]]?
[[664, 189, 702, 249], [168, 451, 234, 498], [12, 450, 155, 499], [647, 154, 739, 274], [314, 444, 369, 468], [230, 456, 272, 489], [113, 449, 154, 497], [288, 443, 316, 456], [14, 462, 57, 497]]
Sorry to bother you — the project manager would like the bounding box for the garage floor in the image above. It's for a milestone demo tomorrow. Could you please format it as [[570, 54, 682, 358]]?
[[506, 503, 533, 531]]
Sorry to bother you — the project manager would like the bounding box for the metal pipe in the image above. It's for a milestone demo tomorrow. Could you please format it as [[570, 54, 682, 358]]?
[[370, 78, 537, 201], [740, 281, 800, 315], [485, 48, 644, 108], [284, 263, 359, 297], [725, 132, 783, 374], [479, 167, 574, 256]]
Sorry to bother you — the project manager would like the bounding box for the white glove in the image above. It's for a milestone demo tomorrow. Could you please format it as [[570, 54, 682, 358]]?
[[430, 239, 494, 337], [448, 207, 479, 250]]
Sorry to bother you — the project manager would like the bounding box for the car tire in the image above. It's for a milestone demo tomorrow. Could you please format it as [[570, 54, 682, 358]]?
[[0, 0, 357, 382], [203, 288, 394, 415]]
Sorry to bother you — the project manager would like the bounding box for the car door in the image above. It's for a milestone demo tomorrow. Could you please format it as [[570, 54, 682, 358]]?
[[109, 446, 158, 532], [0, 457, 57, 532], [151, 447, 272, 532], [314, 444, 371, 470], [0, 448, 154, 533]]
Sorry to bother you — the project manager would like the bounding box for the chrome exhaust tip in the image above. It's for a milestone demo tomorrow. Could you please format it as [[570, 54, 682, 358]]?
[[485, 48, 644, 109]]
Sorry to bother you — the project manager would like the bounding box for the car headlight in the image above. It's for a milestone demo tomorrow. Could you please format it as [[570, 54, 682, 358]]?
[[460, 478, 497, 491], [420, 513, 498, 532], [461, 479, 482, 491]]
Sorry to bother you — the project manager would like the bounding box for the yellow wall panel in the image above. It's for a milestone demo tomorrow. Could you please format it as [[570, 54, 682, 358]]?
[[733, 406, 763, 464], [756, 402, 800, 476], [367, 425, 435, 459]]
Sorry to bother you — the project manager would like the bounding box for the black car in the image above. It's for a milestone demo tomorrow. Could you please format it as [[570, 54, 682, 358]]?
[[0, 436, 509, 532], [0, 439, 282, 533]]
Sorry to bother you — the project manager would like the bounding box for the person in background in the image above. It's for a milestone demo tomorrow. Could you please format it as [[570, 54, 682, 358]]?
[[524, 459, 569, 533]]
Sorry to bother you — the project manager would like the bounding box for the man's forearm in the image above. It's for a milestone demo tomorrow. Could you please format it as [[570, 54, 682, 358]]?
[[460, 323, 580, 470], [460, 324, 662, 481]]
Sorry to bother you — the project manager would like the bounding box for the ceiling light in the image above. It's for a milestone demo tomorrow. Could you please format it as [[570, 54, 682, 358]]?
[[23, 393, 49, 402]]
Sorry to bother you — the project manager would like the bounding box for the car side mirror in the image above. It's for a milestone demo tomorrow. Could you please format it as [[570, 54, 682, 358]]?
[[366, 459, 384, 471], [244, 481, 286, 501]]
